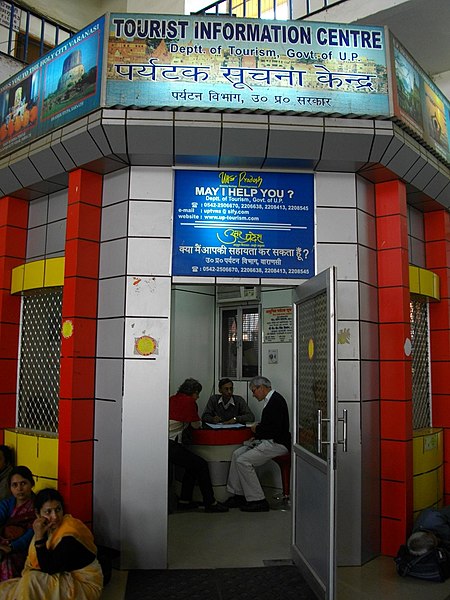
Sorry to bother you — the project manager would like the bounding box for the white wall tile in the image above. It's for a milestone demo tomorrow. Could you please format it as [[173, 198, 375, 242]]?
[[359, 283, 378, 323], [130, 166, 173, 200], [26, 226, 46, 259], [337, 321, 360, 360], [48, 189, 68, 222], [358, 246, 377, 286], [95, 358, 124, 401], [317, 207, 357, 243], [101, 201, 128, 241], [93, 399, 123, 548], [337, 280, 359, 320], [46, 220, 66, 255], [128, 201, 172, 237], [103, 168, 130, 207], [356, 175, 375, 215], [97, 318, 125, 358], [408, 205, 425, 240], [360, 321, 379, 360], [99, 238, 127, 278], [98, 276, 126, 318], [127, 238, 172, 275], [315, 172, 356, 208], [126, 276, 171, 317], [124, 317, 169, 360], [357, 210, 376, 249], [317, 243, 358, 280], [337, 360, 360, 401], [120, 358, 169, 568], [28, 196, 48, 227]]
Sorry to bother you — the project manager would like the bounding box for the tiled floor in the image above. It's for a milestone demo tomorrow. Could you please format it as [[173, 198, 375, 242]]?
[[101, 505, 450, 599]]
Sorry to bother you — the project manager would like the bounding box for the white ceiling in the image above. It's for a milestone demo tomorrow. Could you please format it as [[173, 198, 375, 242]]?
[[355, 0, 450, 77]]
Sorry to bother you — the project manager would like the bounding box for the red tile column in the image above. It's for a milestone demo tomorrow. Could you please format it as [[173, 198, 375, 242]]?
[[424, 210, 450, 504], [375, 180, 413, 556], [58, 170, 102, 523], [0, 196, 28, 441]]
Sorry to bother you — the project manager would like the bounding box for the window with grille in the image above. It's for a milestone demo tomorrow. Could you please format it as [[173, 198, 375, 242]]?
[[410, 298, 431, 430], [17, 288, 62, 433], [221, 306, 259, 379]]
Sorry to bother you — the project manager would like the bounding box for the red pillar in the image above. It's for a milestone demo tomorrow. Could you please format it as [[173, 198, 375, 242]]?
[[58, 169, 102, 524], [376, 180, 413, 556], [424, 210, 450, 504], [0, 196, 28, 441]]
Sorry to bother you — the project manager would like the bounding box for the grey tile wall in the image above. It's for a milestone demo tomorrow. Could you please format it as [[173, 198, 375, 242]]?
[[26, 189, 68, 261]]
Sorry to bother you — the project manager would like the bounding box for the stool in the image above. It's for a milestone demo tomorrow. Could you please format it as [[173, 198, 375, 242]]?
[[272, 453, 291, 500]]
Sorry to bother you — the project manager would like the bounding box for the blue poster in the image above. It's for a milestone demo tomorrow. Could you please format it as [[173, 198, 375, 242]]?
[[0, 16, 105, 158], [173, 170, 315, 279]]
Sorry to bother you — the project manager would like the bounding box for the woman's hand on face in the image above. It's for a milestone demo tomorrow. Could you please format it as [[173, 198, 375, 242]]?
[[33, 516, 50, 538]]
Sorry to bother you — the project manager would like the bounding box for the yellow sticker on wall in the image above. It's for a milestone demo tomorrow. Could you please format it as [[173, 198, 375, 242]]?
[[62, 319, 74, 339], [308, 338, 314, 360], [135, 335, 157, 356]]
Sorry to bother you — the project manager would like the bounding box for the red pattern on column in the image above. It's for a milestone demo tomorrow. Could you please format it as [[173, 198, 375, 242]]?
[[58, 170, 102, 523], [376, 181, 413, 556], [424, 211, 450, 504], [0, 197, 28, 441]]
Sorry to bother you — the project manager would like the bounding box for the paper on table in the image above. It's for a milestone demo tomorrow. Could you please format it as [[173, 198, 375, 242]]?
[[205, 423, 246, 429]]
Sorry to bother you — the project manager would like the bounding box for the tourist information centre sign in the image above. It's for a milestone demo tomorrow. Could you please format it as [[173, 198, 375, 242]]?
[[172, 170, 314, 279], [106, 13, 389, 118]]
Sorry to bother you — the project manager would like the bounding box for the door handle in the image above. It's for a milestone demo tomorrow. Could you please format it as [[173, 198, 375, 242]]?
[[317, 409, 330, 454], [338, 409, 348, 452], [317, 409, 348, 454]]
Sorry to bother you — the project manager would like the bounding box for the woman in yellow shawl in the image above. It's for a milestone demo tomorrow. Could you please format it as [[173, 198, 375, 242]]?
[[0, 488, 103, 600]]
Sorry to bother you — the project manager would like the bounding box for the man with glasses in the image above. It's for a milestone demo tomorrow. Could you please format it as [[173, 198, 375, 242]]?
[[225, 376, 291, 512], [202, 378, 255, 425]]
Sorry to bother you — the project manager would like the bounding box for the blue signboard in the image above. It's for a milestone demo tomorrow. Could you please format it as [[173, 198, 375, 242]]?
[[106, 14, 389, 118], [173, 170, 315, 279], [391, 35, 450, 165]]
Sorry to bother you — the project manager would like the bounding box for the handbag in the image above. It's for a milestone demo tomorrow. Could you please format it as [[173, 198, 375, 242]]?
[[395, 543, 450, 582]]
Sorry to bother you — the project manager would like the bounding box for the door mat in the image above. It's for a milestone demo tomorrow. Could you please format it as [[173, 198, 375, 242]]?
[[125, 565, 317, 600]]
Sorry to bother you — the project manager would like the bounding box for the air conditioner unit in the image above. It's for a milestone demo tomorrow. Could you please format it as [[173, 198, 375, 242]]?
[[217, 285, 260, 303]]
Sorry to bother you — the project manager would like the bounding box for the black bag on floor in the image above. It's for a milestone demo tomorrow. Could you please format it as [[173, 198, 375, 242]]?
[[395, 544, 450, 582]]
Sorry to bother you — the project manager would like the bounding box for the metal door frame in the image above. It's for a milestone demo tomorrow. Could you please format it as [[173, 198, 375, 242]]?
[[291, 266, 338, 600]]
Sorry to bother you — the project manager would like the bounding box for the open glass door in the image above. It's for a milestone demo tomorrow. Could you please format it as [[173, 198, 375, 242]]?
[[292, 267, 338, 600]]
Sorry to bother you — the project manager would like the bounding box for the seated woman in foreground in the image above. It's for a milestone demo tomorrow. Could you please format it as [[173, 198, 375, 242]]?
[[0, 466, 36, 581], [0, 488, 103, 600]]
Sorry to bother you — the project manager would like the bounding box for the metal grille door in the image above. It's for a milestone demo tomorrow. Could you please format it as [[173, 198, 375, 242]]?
[[297, 290, 328, 459], [17, 288, 62, 432], [410, 299, 431, 429]]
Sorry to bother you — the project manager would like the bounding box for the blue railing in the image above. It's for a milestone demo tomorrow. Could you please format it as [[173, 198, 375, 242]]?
[[194, 0, 350, 20], [0, 1, 74, 65]]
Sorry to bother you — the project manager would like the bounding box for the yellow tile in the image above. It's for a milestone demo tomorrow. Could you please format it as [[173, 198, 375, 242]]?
[[409, 265, 419, 294], [4, 430, 17, 458], [16, 433, 39, 474], [10, 264, 25, 294], [432, 272, 440, 301], [33, 476, 58, 493], [23, 260, 45, 290], [37, 436, 58, 479], [413, 429, 443, 475], [419, 268, 434, 297], [44, 257, 65, 288], [413, 469, 441, 512]]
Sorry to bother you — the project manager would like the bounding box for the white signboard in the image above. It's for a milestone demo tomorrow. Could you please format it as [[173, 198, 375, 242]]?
[[0, 2, 21, 33], [263, 306, 293, 343]]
